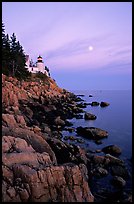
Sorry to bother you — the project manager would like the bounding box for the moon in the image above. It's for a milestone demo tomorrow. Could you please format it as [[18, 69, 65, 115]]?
[[88, 46, 93, 51]]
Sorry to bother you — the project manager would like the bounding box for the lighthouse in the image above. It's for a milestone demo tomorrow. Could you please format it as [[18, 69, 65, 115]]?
[[25, 54, 50, 76], [36, 55, 45, 73]]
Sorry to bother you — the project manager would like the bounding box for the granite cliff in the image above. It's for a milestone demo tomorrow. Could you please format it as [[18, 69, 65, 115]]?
[[2, 74, 94, 202]]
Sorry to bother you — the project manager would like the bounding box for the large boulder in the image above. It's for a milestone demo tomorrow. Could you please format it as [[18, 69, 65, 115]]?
[[2, 136, 34, 153], [2, 136, 52, 168], [100, 101, 110, 107], [93, 167, 108, 178], [105, 154, 124, 165], [2, 136, 94, 202], [2, 126, 57, 165], [76, 126, 108, 140], [111, 165, 130, 179], [91, 101, 99, 106], [84, 112, 97, 120], [102, 145, 122, 156], [111, 176, 126, 188]]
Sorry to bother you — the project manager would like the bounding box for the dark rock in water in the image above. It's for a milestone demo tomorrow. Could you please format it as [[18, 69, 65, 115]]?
[[91, 154, 124, 167], [74, 97, 84, 102], [95, 140, 103, 145], [63, 135, 76, 141], [111, 176, 126, 188], [91, 101, 100, 106], [95, 149, 102, 153], [102, 145, 122, 156], [84, 112, 97, 120], [84, 102, 91, 105], [77, 94, 85, 97], [93, 167, 108, 178], [75, 114, 83, 119], [92, 155, 106, 165], [100, 101, 110, 107], [76, 138, 85, 143], [68, 136, 76, 141], [105, 154, 124, 165], [76, 126, 108, 140], [65, 120, 73, 127], [64, 127, 75, 132], [77, 102, 87, 108], [89, 95, 93, 97], [111, 165, 130, 179]]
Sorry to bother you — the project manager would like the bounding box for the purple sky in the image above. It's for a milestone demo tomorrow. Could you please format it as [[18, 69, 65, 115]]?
[[2, 2, 132, 90]]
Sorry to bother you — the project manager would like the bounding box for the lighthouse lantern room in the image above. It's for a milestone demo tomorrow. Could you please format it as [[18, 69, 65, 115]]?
[[36, 55, 45, 73]]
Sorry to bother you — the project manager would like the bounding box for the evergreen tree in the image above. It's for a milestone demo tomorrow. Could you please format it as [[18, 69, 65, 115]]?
[[10, 33, 31, 79], [2, 22, 5, 44], [10, 33, 18, 76], [2, 22, 11, 75], [2, 23, 6, 70], [2, 23, 31, 80], [15, 41, 30, 80]]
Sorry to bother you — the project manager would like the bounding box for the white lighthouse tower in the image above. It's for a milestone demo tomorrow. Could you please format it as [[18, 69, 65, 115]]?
[[36, 55, 45, 73], [25, 54, 50, 76]]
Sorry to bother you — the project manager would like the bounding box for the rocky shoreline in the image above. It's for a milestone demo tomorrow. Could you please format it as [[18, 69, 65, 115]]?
[[2, 74, 132, 202]]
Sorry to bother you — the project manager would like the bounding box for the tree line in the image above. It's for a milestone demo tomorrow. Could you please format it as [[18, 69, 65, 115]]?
[[2, 22, 31, 80]]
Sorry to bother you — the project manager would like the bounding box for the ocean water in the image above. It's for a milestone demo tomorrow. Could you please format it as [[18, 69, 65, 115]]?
[[62, 90, 132, 192], [69, 90, 132, 159]]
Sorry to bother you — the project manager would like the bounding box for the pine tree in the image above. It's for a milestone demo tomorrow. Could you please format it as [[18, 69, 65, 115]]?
[[2, 23, 31, 80], [10, 33, 18, 76], [15, 41, 30, 80], [2, 23, 6, 70], [10, 33, 31, 79], [2, 22, 5, 44], [2, 23, 11, 75]]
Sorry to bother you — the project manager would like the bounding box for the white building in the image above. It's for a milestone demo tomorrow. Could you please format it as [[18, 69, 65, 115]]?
[[25, 55, 49, 76]]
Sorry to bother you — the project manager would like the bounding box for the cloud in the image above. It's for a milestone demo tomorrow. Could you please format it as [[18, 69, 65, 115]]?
[[108, 47, 132, 57], [45, 33, 113, 59], [44, 33, 131, 73], [94, 60, 132, 75]]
